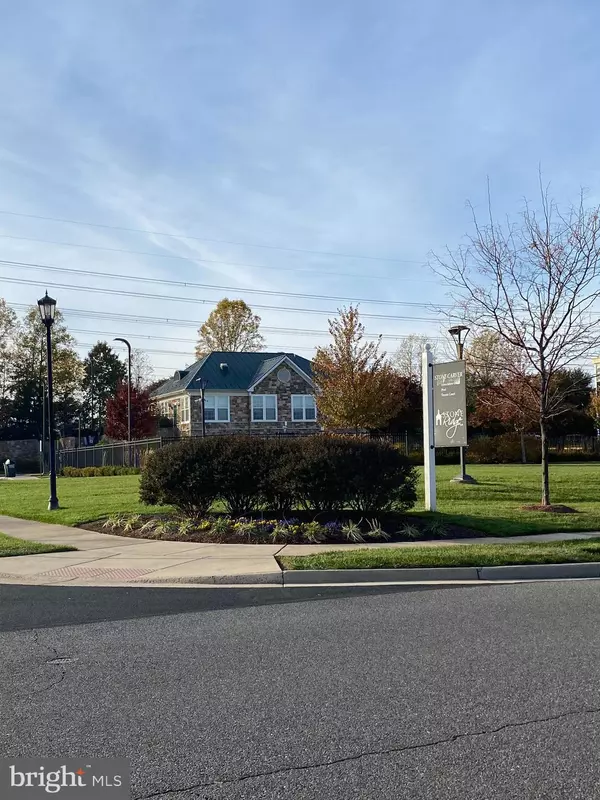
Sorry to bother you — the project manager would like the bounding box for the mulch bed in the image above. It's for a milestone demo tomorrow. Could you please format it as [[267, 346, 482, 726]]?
[[80, 511, 481, 545], [521, 504, 579, 514]]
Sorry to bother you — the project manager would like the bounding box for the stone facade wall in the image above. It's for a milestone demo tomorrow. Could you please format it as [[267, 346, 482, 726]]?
[[175, 366, 320, 436], [250, 369, 319, 432]]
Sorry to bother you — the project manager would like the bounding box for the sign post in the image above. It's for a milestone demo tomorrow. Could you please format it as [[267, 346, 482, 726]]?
[[422, 345, 436, 511]]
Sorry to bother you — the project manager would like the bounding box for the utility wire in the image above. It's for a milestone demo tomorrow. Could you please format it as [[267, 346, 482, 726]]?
[[0, 234, 434, 282], [0, 259, 445, 308], [66, 326, 445, 345], [0, 209, 425, 264], [5, 301, 441, 338], [76, 341, 317, 357], [0, 276, 442, 321]]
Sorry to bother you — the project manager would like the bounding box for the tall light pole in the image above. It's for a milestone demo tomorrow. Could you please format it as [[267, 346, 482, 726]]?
[[448, 325, 477, 484], [38, 292, 59, 510], [198, 378, 208, 438], [114, 338, 132, 441]]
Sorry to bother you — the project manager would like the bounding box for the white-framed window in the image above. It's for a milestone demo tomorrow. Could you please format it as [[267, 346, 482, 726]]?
[[204, 394, 230, 422], [181, 396, 190, 423], [292, 394, 317, 421], [252, 394, 277, 422]]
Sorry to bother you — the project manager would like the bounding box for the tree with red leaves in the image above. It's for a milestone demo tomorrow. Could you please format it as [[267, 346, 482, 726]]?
[[105, 383, 157, 441], [473, 376, 539, 462]]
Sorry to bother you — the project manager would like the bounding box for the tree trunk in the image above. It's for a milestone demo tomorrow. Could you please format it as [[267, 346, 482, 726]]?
[[520, 429, 527, 464], [540, 419, 550, 506]]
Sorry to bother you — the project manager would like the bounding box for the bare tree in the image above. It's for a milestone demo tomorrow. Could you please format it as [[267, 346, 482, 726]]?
[[130, 348, 154, 389], [392, 335, 429, 381], [464, 330, 523, 390], [432, 181, 600, 506]]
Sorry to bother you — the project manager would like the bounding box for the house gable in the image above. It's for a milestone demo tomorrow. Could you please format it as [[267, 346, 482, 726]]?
[[249, 354, 314, 393], [252, 365, 314, 396]]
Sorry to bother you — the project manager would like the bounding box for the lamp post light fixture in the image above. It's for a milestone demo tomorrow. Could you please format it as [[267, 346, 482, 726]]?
[[448, 324, 477, 485], [114, 338, 132, 441], [37, 292, 59, 510]]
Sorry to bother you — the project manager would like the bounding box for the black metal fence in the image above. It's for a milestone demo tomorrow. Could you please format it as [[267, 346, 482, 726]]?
[[57, 438, 163, 470], [56, 430, 424, 470], [549, 435, 600, 454]]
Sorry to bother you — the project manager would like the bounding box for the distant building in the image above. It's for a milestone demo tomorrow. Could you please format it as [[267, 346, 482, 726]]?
[[151, 351, 319, 435]]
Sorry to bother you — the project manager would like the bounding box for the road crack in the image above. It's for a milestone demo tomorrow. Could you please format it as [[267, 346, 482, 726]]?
[[16, 630, 71, 698], [134, 704, 600, 798]]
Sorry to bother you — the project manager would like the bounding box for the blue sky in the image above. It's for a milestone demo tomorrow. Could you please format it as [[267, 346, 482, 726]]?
[[1, 0, 599, 377]]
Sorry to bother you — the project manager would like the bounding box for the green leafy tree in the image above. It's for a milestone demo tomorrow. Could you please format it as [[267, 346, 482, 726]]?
[[81, 342, 127, 431], [312, 306, 406, 431], [0, 299, 19, 430], [9, 307, 82, 436], [196, 298, 264, 358]]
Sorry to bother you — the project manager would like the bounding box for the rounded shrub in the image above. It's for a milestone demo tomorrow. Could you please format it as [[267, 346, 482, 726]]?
[[260, 437, 301, 514], [292, 435, 417, 513], [212, 435, 270, 515], [140, 438, 226, 515], [292, 435, 353, 512], [340, 437, 417, 512]]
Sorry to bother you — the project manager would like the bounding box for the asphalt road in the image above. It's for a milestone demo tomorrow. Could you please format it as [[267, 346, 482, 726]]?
[[2, 581, 600, 799]]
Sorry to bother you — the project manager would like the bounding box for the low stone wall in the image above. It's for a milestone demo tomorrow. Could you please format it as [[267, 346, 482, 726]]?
[[0, 439, 40, 470]]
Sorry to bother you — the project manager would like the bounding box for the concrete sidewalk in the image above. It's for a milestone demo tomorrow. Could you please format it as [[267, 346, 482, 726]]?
[[1, 514, 599, 587]]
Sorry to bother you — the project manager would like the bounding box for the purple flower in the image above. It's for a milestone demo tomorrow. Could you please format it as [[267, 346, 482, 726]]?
[[280, 517, 300, 527], [324, 521, 343, 533]]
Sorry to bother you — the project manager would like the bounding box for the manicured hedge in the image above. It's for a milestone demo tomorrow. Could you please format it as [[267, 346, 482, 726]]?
[[467, 434, 542, 464], [61, 466, 141, 477], [140, 435, 417, 516]]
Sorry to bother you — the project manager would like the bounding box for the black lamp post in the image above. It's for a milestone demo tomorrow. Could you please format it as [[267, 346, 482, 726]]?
[[198, 378, 208, 438], [448, 325, 477, 485], [114, 338, 132, 441], [38, 292, 59, 510]]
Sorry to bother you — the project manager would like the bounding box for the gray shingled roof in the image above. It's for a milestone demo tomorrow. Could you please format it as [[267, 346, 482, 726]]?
[[152, 351, 313, 397]]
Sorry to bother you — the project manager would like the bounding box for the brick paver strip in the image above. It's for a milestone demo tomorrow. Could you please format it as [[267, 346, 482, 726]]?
[[37, 565, 154, 581]]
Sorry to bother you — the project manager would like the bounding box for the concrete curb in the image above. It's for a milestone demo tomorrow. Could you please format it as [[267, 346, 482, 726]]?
[[136, 572, 282, 585], [281, 561, 600, 585]]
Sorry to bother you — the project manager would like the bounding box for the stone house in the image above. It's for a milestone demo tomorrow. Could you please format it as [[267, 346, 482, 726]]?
[[152, 351, 320, 436]]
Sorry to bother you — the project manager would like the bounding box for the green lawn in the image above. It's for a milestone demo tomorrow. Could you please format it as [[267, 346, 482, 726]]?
[[1, 463, 600, 536], [0, 475, 171, 526], [279, 538, 600, 570], [0, 531, 76, 557], [420, 464, 600, 535]]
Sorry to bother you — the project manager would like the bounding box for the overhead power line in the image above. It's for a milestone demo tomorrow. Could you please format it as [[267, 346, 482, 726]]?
[[0, 259, 445, 308], [75, 340, 317, 357], [66, 327, 442, 346], [6, 302, 445, 340], [0, 276, 442, 322], [0, 234, 434, 282], [0, 209, 425, 264]]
